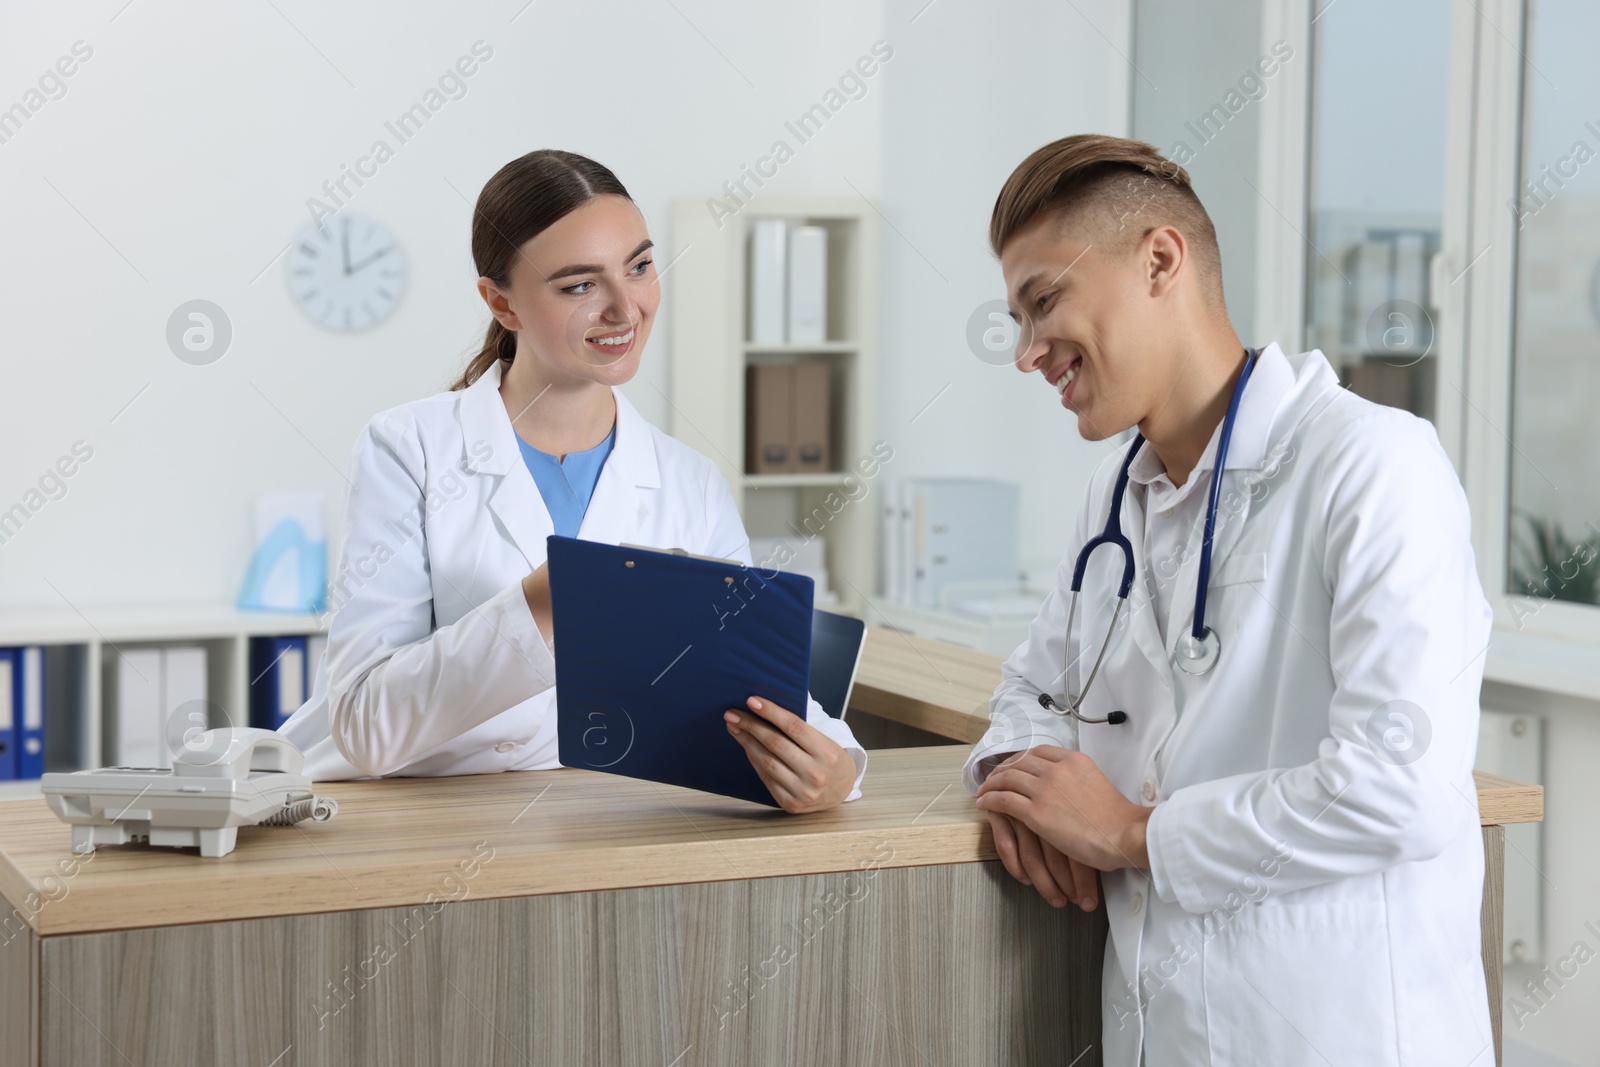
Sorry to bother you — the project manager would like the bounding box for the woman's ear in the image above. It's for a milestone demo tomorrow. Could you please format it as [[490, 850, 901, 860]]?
[[477, 276, 521, 330]]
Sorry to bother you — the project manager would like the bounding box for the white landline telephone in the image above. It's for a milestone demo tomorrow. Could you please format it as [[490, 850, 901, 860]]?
[[41, 727, 339, 858]]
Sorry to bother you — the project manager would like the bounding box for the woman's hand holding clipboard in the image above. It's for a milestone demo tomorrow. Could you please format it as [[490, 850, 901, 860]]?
[[722, 695, 855, 812], [540, 535, 858, 811]]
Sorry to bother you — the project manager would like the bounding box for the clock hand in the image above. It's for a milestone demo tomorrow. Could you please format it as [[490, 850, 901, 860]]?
[[341, 217, 351, 276], [347, 246, 394, 274]]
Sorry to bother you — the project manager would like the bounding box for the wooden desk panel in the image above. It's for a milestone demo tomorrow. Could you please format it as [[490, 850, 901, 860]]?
[[18, 861, 1108, 1067]]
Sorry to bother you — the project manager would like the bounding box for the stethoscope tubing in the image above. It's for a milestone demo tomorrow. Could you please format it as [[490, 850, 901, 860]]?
[[1047, 346, 1261, 725], [1191, 346, 1259, 646]]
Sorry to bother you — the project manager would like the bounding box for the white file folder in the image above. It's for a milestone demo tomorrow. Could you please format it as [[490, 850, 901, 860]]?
[[749, 218, 788, 344], [163, 647, 209, 755], [787, 225, 827, 344], [112, 649, 165, 768]]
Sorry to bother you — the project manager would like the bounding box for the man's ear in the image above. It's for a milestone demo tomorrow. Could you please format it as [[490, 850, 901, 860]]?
[[1144, 225, 1188, 300], [477, 277, 521, 331]]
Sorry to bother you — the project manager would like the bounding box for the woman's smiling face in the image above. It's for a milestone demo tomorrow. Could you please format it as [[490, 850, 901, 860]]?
[[481, 194, 660, 386]]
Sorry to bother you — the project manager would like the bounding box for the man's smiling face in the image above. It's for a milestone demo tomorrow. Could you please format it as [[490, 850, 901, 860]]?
[[1001, 211, 1164, 443]]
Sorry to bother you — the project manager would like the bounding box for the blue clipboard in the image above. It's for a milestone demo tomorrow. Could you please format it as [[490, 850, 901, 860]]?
[[546, 534, 814, 807]]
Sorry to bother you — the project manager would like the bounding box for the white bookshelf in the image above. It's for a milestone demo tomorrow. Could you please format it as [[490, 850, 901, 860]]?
[[0, 605, 325, 800], [667, 196, 882, 616]]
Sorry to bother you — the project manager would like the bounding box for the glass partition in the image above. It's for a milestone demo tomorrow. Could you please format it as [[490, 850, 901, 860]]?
[[1303, 0, 1452, 424], [1506, 0, 1600, 607]]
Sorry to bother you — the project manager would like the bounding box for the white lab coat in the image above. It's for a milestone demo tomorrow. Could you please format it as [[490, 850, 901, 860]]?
[[964, 343, 1494, 1066], [280, 356, 866, 795]]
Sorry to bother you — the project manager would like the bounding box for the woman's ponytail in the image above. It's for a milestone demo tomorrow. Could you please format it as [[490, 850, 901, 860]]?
[[453, 317, 518, 392]]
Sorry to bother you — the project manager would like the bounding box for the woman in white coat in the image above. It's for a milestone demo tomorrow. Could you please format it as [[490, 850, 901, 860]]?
[[966, 135, 1494, 1065], [280, 149, 865, 813]]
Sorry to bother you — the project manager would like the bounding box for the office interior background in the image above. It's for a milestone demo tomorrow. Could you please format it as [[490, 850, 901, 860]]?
[[0, 0, 1595, 1062]]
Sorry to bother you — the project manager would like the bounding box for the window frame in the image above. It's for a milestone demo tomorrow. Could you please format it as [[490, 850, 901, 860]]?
[[1255, 0, 1600, 695]]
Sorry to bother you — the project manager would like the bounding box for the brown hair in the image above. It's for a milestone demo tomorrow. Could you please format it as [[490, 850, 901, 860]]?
[[989, 134, 1225, 313], [450, 149, 633, 391]]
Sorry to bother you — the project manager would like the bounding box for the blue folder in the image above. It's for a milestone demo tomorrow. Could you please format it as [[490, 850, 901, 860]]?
[[546, 534, 814, 808], [17, 646, 45, 779], [248, 636, 309, 731]]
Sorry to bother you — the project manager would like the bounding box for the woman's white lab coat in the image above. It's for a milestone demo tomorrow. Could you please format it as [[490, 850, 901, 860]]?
[[964, 342, 1494, 1066], [280, 357, 866, 793]]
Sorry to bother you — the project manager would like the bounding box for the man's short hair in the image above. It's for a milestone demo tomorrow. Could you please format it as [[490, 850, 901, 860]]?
[[989, 134, 1227, 315]]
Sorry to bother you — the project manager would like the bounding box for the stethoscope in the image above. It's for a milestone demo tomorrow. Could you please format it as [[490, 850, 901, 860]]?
[[1038, 346, 1260, 727]]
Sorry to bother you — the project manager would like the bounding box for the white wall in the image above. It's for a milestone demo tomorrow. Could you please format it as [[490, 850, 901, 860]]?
[[1129, 0, 1274, 348], [1, 0, 1133, 609], [0, 0, 884, 610], [876, 0, 1132, 581]]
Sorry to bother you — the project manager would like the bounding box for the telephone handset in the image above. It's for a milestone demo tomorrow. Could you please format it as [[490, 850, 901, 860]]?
[[42, 727, 339, 858]]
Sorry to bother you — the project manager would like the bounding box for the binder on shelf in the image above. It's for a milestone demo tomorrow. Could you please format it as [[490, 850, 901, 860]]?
[[748, 218, 788, 344], [745, 362, 834, 476], [791, 362, 831, 474], [0, 649, 15, 780], [249, 636, 308, 732], [163, 646, 208, 750], [881, 481, 904, 602], [901, 479, 1022, 608], [898, 478, 916, 604], [18, 646, 45, 779], [746, 363, 793, 473], [787, 225, 827, 344], [110, 648, 165, 768], [1346, 239, 1392, 349], [307, 634, 328, 696], [1393, 231, 1429, 313], [105, 646, 209, 769]]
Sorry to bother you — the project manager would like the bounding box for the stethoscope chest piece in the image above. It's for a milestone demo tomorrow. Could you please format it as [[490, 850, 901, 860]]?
[[1175, 626, 1221, 676], [1052, 346, 1259, 713]]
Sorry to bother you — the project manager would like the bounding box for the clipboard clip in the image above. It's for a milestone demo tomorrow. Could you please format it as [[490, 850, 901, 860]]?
[[618, 542, 742, 566]]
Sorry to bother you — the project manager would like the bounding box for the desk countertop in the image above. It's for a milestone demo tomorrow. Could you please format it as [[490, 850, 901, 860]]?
[[0, 746, 984, 937], [0, 733, 1541, 939]]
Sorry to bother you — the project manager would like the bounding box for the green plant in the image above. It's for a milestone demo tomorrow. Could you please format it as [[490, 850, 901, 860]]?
[[1510, 510, 1600, 606]]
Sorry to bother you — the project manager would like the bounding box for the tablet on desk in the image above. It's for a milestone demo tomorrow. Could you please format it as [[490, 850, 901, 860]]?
[[545, 535, 815, 808], [808, 609, 867, 720]]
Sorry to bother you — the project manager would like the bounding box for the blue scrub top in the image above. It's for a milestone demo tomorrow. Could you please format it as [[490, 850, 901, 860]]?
[[516, 423, 617, 538]]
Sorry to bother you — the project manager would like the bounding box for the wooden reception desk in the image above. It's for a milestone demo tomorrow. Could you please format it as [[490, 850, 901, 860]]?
[[1, 746, 1106, 1067], [845, 624, 1545, 1067], [0, 626, 1543, 1067]]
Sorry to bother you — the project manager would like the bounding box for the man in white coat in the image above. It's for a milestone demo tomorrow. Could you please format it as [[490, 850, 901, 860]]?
[[966, 134, 1495, 1065]]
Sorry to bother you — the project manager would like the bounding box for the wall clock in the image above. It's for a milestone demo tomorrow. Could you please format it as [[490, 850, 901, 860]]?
[[285, 213, 405, 332]]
